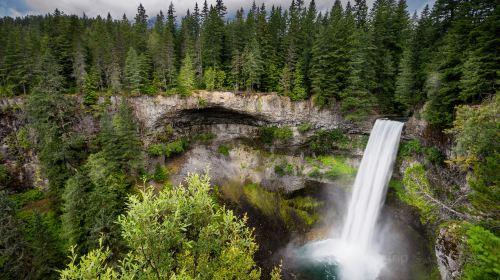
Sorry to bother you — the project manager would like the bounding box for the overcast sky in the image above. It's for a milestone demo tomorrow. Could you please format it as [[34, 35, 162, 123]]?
[[1, 0, 435, 19]]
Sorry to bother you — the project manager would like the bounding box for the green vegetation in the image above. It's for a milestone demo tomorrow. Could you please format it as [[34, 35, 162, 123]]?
[[306, 156, 356, 179], [462, 223, 500, 279], [193, 132, 216, 143], [0, 164, 11, 188], [59, 173, 262, 279], [152, 164, 169, 182], [259, 126, 293, 144], [446, 97, 499, 217], [298, 123, 313, 134], [308, 129, 348, 153], [217, 144, 231, 156], [399, 163, 438, 224], [399, 139, 444, 165], [274, 161, 294, 176], [147, 138, 189, 157], [243, 183, 321, 229]]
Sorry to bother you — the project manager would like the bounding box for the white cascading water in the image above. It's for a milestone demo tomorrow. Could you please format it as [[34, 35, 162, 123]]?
[[341, 119, 404, 250], [305, 119, 404, 280]]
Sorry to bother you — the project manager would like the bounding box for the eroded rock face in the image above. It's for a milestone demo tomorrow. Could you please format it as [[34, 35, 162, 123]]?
[[435, 224, 465, 280], [126, 91, 363, 132]]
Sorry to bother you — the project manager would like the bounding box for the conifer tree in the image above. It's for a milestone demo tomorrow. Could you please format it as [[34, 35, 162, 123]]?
[[177, 54, 196, 96], [242, 38, 263, 91], [124, 47, 142, 94]]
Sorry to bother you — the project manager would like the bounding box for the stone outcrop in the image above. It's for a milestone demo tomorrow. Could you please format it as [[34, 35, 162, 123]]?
[[435, 223, 465, 280], [125, 91, 364, 132]]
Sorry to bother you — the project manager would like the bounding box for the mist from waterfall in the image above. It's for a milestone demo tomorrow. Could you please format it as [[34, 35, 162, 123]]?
[[297, 119, 404, 280]]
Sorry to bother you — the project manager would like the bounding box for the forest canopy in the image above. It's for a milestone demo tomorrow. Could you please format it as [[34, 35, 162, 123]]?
[[0, 0, 497, 126]]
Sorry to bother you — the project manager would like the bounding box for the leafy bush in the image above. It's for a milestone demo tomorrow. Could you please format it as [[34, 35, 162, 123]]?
[[60, 173, 262, 279], [217, 145, 231, 156], [424, 147, 444, 164], [10, 189, 44, 208], [147, 138, 189, 158], [462, 224, 500, 280], [399, 139, 423, 158], [298, 123, 312, 134], [308, 129, 348, 153], [259, 126, 293, 144], [152, 164, 169, 182], [274, 161, 294, 176], [445, 97, 499, 218], [0, 164, 11, 187]]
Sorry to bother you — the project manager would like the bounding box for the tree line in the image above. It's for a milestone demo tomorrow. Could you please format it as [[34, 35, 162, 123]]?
[[0, 0, 497, 126]]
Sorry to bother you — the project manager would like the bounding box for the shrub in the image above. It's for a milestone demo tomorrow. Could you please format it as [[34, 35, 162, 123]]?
[[0, 164, 11, 187], [147, 138, 189, 158], [259, 126, 293, 144], [218, 145, 231, 156], [400, 163, 438, 224], [274, 161, 294, 176], [298, 123, 312, 134], [424, 147, 444, 164], [399, 139, 423, 158], [308, 129, 348, 153], [10, 189, 44, 207], [462, 224, 500, 280], [152, 164, 169, 182]]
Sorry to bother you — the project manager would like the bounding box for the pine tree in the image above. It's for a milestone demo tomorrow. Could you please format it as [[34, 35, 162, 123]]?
[[242, 38, 263, 92], [177, 54, 196, 96], [72, 45, 87, 94], [291, 64, 307, 101], [124, 47, 142, 94], [134, 4, 148, 52], [83, 67, 99, 106], [202, 6, 225, 68]]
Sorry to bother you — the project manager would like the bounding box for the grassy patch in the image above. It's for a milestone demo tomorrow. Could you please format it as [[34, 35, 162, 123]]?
[[306, 156, 356, 179]]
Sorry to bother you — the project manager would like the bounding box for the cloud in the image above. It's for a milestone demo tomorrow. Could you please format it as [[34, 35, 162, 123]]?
[[0, 0, 30, 17]]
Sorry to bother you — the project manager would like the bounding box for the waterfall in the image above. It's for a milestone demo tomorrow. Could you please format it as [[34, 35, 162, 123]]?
[[341, 119, 404, 251], [297, 119, 404, 280]]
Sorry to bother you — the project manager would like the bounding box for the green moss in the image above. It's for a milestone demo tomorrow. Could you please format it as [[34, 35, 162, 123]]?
[[193, 132, 215, 143], [242, 183, 322, 229], [306, 156, 356, 179]]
